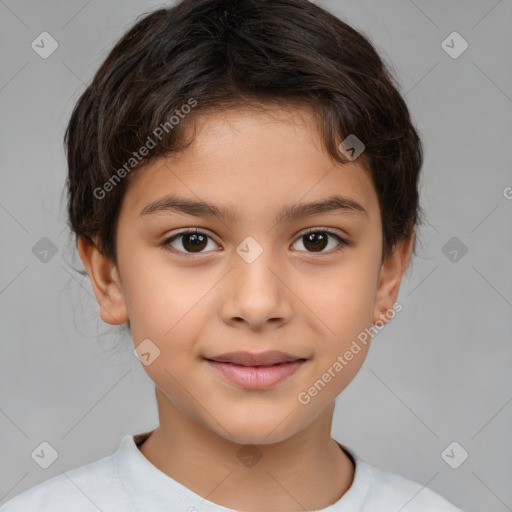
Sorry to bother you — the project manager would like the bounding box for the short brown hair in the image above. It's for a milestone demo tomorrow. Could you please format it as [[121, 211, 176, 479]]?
[[65, 0, 423, 267]]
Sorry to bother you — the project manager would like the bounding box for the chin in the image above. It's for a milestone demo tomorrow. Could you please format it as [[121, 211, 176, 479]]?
[[225, 430, 292, 446], [214, 413, 304, 446]]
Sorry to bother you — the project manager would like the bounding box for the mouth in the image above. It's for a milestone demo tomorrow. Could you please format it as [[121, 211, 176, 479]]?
[[205, 350, 306, 366], [203, 351, 307, 389]]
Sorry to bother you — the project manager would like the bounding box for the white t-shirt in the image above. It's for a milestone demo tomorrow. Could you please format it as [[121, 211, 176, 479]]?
[[0, 431, 463, 511]]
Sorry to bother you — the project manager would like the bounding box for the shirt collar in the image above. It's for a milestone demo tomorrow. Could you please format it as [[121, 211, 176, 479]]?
[[115, 431, 369, 511]]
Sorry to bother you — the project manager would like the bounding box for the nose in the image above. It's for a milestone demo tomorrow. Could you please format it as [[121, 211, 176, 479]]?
[[218, 241, 294, 331]]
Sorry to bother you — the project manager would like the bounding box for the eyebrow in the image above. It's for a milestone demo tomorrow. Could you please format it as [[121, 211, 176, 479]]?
[[139, 194, 369, 223]]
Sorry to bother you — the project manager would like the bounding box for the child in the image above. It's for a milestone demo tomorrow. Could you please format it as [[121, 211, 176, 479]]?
[[1, 0, 464, 510]]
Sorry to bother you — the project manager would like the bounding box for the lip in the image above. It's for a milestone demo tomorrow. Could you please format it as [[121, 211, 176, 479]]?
[[205, 359, 306, 389], [205, 350, 305, 366]]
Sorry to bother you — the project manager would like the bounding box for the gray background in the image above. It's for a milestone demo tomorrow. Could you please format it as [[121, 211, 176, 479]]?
[[1, 1, 511, 510]]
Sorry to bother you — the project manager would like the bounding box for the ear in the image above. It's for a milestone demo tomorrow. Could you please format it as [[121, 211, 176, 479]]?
[[77, 236, 129, 326], [372, 231, 415, 325]]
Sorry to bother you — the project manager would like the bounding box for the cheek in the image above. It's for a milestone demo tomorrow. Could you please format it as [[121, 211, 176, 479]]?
[[297, 258, 379, 338], [331, 276, 376, 335], [120, 250, 213, 340], [302, 255, 379, 380]]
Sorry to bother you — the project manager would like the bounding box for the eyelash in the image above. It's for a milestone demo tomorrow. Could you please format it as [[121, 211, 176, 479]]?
[[162, 227, 348, 257]]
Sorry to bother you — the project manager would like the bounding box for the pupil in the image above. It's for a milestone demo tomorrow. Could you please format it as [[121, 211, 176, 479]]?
[[304, 232, 327, 252], [185, 233, 206, 252]]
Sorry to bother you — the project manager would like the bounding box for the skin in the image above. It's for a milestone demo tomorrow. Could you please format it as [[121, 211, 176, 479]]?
[[78, 104, 414, 511]]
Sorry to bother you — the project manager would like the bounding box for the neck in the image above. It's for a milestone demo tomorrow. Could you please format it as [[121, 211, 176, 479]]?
[[137, 387, 355, 511]]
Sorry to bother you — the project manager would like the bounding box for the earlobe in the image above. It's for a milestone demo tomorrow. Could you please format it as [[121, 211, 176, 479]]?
[[372, 232, 415, 325], [77, 236, 129, 326]]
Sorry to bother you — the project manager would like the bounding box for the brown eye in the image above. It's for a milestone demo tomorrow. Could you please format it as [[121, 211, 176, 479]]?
[[292, 229, 347, 253], [181, 233, 208, 252], [163, 228, 347, 257], [165, 230, 219, 254], [304, 232, 328, 251]]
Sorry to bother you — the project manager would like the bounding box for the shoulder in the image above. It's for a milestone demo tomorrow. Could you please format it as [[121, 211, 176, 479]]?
[[0, 451, 133, 512], [353, 460, 464, 511]]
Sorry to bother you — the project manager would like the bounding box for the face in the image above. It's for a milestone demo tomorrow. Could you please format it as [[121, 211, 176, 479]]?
[[81, 105, 412, 445]]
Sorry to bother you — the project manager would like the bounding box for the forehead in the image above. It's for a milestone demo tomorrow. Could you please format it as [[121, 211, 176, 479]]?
[[119, 106, 379, 223]]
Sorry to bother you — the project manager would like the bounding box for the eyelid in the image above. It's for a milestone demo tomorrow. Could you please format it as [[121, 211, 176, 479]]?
[[291, 227, 349, 254], [297, 226, 348, 240], [163, 226, 349, 255], [163, 228, 221, 254]]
